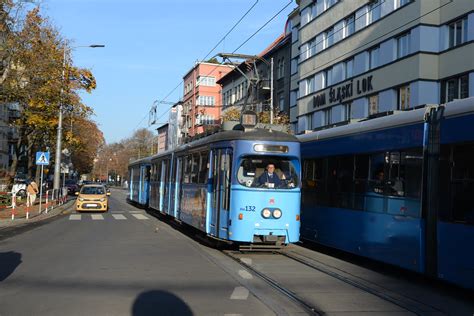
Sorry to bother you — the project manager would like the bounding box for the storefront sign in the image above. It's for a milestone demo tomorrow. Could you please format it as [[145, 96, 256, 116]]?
[[314, 75, 374, 108]]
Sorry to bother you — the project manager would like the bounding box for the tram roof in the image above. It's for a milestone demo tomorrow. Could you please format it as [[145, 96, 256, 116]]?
[[298, 97, 474, 143], [128, 156, 152, 167], [148, 128, 298, 160]]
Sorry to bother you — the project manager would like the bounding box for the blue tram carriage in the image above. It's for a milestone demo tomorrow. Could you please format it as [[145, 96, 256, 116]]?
[[128, 157, 151, 206], [298, 97, 474, 290], [147, 129, 301, 245]]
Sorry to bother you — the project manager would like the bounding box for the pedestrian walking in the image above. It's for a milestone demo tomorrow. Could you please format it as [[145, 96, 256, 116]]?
[[27, 178, 39, 207]]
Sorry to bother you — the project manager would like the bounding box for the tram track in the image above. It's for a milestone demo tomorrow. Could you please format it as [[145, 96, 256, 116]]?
[[223, 250, 323, 315], [280, 249, 446, 316], [224, 247, 446, 316]]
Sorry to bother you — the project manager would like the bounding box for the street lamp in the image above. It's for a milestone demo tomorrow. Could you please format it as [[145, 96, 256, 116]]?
[[53, 44, 105, 190]]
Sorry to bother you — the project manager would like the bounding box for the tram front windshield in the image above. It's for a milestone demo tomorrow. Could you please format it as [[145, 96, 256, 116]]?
[[237, 156, 299, 189]]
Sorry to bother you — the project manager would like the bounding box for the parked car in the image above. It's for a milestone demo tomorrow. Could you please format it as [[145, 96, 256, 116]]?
[[65, 179, 79, 195]]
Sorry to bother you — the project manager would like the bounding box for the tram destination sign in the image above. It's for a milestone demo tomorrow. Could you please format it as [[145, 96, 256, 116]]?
[[313, 75, 374, 108]]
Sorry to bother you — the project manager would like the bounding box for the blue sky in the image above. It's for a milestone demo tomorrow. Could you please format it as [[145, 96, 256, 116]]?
[[41, 0, 296, 143]]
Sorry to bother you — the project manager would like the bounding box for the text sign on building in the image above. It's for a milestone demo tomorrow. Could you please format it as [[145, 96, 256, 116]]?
[[36, 151, 50, 166], [314, 75, 374, 108]]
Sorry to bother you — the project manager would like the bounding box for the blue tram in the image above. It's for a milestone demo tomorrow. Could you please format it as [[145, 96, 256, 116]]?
[[298, 97, 474, 290], [128, 157, 151, 206], [136, 128, 301, 245]]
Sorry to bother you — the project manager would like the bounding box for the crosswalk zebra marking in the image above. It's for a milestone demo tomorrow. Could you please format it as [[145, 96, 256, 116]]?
[[131, 214, 149, 220], [112, 214, 127, 220], [91, 214, 104, 220], [69, 214, 81, 220]]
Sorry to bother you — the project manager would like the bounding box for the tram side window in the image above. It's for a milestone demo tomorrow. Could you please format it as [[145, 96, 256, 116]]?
[[441, 144, 474, 224], [182, 156, 191, 184], [198, 152, 209, 184]]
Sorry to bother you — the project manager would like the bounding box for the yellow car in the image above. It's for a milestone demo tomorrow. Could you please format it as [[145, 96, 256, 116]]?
[[75, 184, 110, 212]]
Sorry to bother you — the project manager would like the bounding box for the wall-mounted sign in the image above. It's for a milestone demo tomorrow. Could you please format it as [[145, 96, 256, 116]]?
[[313, 75, 374, 108]]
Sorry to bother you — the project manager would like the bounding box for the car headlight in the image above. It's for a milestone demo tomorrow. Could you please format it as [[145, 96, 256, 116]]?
[[262, 208, 271, 218], [272, 209, 282, 219], [78, 198, 84, 202]]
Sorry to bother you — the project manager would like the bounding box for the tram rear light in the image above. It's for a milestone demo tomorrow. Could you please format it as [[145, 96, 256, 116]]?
[[296, 215, 300, 221], [238, 213, 243, 220]]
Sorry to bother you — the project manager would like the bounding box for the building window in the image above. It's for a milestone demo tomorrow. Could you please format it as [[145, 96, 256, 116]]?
[[323, 69, 332, 88], [344, 14, 355, 38], [343, 103, 351, 121], [397, 32, 410, 58], [323, 108, 332, 125], [369, 46, 379, 70], [368, 0, 381, 24], [292, 27, 299, 43], [301, 6, 312, 26], [344, 58, 354, 79], [290, 90, 298, 108], [324, 28, 334, 49], [196, 76, 216, 86], [291, 57, 298, 75], [278, 58, 285, 79], [197, 95, 215, 106], [369, 94, 379, 115], [448, 17, 468, 48], [441, 74, 469, 103], [398, 85, 410, 110], [278, 93, 285, 112]]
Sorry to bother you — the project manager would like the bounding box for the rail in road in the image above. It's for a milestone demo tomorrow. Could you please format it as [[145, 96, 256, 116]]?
[[223, 249, 446, 316]]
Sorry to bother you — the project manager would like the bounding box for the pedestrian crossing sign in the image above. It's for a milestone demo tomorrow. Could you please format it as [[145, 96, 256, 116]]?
[[36, 151, 50, 165]]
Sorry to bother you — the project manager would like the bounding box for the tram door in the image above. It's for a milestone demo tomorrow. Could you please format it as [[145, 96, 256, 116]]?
[[210, 149, 233, 239]]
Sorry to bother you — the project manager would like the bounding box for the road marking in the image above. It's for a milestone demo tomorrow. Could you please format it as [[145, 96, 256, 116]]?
[[69, 214, 81, 220], [112, 214, 127, 220], [230, 286, 249, 300], [240, 258, 252, 265], [131, 214, 149, 220], [129, 211, 144, 214], [238, 269, 253, 280], [91, 214, 104, 220]]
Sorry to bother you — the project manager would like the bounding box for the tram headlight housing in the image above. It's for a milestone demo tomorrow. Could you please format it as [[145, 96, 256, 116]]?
[[272, 209, 282, 219], [262, 208, 272, 218]]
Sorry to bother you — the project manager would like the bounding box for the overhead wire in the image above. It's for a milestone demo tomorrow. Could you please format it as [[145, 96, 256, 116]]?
[[151, 0, 294, 128], [134, 0, 262, 131]]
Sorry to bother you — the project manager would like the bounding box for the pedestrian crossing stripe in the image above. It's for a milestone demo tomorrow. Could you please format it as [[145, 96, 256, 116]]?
[[69, 214, 149, 220]]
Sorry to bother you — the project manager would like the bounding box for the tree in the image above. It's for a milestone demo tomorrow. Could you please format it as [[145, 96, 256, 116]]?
[[1, 7, 96, 177], [69, 117, 104, 175]]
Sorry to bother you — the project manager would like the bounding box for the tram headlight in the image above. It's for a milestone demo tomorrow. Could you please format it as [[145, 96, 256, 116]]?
[[272, 209, 282, 219], [262, 208, 272, 218]]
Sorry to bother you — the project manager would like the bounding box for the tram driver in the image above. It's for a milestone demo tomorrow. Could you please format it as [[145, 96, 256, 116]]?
[[256, 163, 282, 188]]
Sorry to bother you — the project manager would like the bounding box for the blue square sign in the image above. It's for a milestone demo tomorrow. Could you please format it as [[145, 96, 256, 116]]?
[[36, 152, 50, 165]]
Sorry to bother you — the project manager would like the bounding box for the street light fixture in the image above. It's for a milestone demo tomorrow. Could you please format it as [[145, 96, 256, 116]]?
[[53, 44, 105, 190]]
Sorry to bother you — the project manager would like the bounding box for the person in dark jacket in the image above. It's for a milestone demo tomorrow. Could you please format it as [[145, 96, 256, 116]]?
[[256, 163, 282, 188]]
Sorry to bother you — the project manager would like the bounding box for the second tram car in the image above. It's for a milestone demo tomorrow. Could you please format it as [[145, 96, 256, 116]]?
[[143, 128, 301, 245], [298, 97, 474, 290], [128, 157, 151, 207]]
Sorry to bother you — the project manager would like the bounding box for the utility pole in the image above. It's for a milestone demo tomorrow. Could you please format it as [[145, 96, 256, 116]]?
[[270, 57, 274, 125]]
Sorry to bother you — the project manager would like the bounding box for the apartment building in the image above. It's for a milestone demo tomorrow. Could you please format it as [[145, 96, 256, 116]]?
[[293, 0, 474, 133], [182, 62, 233, 137]]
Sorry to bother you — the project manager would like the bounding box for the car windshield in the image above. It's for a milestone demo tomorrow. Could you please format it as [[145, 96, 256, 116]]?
[[81, 186, 105, 195], [237, 156, 299, 189]]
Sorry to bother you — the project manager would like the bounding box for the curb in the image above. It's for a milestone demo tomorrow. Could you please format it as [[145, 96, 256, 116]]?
[[0, 199, 75, 230]]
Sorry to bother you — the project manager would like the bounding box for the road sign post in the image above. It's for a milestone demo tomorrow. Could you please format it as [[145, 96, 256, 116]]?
[[36, 152, 50, 214]]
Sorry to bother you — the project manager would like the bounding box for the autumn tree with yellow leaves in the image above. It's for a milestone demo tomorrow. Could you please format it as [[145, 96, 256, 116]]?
[[1, 3, 101, 179]]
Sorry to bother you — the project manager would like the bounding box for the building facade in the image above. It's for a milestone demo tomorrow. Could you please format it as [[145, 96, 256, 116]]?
[[293, 0, 474, 133], [182, 62, 233, 137], [218, 32, 292, 122]]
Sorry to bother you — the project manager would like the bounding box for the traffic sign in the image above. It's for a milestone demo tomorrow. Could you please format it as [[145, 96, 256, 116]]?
[[36, 152, 50, 165]]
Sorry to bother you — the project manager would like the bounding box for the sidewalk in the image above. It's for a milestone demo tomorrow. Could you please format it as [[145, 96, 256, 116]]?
[[0, 196, 74, 229]]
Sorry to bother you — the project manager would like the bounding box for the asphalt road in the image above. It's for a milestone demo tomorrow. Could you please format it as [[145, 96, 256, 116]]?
[[0, 189, 306, 316]]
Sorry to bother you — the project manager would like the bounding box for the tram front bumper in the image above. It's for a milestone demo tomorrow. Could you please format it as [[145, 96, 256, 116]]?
[[252, 229, 289, 244]]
